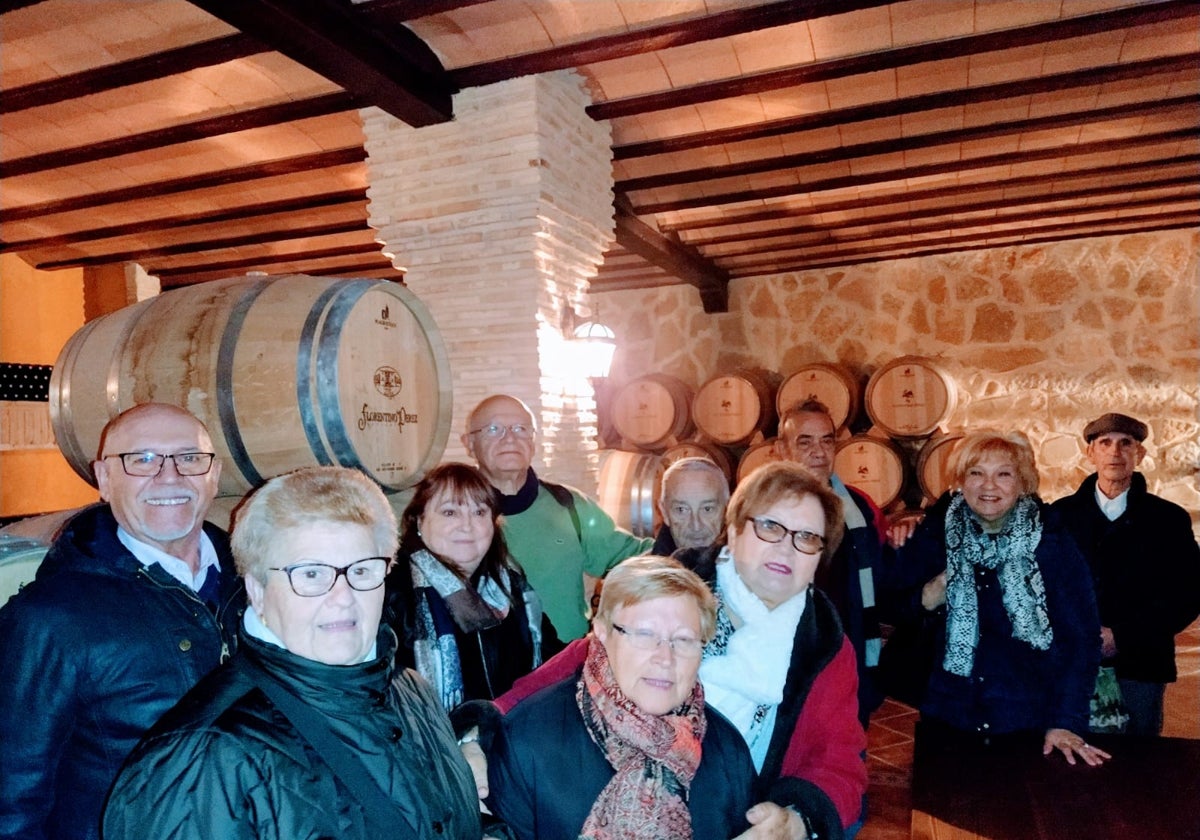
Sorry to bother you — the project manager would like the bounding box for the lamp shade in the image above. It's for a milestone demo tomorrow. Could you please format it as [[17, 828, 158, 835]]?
[[572, 320, 616, 379]]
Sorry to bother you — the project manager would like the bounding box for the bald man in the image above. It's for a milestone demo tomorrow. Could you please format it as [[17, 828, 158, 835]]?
[[0, 403, 244, 840], [463, 395, 652, 645]]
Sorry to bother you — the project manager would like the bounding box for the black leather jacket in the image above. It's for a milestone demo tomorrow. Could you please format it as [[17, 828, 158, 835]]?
[[104, 628, 481, 840], [0, 504, 242, 840]]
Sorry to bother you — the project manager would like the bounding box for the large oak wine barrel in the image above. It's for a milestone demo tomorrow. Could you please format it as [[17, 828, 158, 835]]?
[[864, 355, 957, 438], [777, 363, 860, 430], [834, 434, 906, 509], [49, 275, 452, 496], [692, 369, 779, 446], [597, 450, 663, 538], [610, 374, 694, 450], [736, 438, 781, 484], [662, 442, 735, 487], [916, 431, 966, 503]]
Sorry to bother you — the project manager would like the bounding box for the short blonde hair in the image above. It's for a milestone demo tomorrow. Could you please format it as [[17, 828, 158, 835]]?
[[948, 430, 1039, 496], [231, 466, 398, 582], [595, 555, 717, 643], [726, 461, 844, 562]]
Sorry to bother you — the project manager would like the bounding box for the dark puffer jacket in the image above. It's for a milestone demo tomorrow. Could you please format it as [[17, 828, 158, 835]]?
[[0, 504, 242, 840], [103, 627, 481, 840], [1052, 472, 1200, 683]]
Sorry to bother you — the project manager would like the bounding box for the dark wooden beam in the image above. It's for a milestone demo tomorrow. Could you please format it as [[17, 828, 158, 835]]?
[[356, 0, 492, 20], [588, 0, 1199, 120], [0, 92, 357, 178], [686, 176, 1200, 248], [1, 190, 369, 252], [1, 35, 265, 113], [614, 53, 1200, 160], [449, 0, 894, 88], [612, 197, 729, 313], [658, 155, 1200, 233], [722, 210, 1200, 276], [620, 95, 1199, 192], [187, 0, 455, 126], [150, 242, 385, 278], [630, 127, 1199, 215], [34, 220, 371, 270], [0, 148, 367, 223]]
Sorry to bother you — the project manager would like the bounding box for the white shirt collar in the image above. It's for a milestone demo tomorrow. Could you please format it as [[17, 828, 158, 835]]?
[[1094, 484, 1129, 522], [117, 525, 219, 592]]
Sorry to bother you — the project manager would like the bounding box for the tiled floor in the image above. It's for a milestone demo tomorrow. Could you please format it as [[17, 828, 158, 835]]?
[[855, 619, 1200, 840]]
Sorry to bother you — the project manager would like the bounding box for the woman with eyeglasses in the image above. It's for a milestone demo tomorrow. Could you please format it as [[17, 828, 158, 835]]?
[[486, 554, 757, 840], [493, 462, 867, 840], [103, 466, 480, 840], [385, 462, 550, 710]]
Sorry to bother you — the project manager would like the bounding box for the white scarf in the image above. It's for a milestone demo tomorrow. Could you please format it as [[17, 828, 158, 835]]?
[[699, 549, 806, 736]]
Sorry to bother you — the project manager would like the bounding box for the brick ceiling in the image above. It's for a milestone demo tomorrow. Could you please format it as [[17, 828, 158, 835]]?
[[2, 0, 1197, 312]]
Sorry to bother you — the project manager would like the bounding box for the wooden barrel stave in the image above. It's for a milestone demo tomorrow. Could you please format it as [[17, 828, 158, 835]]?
[[597, 450, 663, 538], [610, 374, 694, 450], [916, 432, 966, 503], [834, 434, 907, 510], [777, 363, 860, 430], [692, 369, 779, 446], [864, 356, 957, 439]]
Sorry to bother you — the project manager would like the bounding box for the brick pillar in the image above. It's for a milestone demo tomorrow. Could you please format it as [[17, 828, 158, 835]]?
[[362, 71, 614, 490]]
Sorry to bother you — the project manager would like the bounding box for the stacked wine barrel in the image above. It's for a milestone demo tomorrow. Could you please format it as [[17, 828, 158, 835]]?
[[596, 356, 966, 532]]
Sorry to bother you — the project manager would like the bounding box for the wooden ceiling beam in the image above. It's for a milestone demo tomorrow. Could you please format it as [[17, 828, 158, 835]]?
[[1, 148, 367, 223], [612, 197, 729, 313], [35, 220, 371, 271], [187, 0, 455, 126], [449, 0, 893, 88], [588, 0, 1199, 120], [1, 190, 369, 252], [659, 156, 1200, 233], [1, 92, 356, 178], [686, 177, 1200, 249], [723, 210, 1200, 276], [614, 53, 1200, 160], [356, 0, 492, 20], [630, 127, 1200, 215], [150, 242, 386, 278], [727, 215, 1200, 278], [620, 95, 1199, 192], [1, 35, 266, 113]]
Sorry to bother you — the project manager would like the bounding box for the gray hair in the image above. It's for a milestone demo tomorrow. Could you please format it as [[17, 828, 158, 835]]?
[[659, 456, 730, 506]]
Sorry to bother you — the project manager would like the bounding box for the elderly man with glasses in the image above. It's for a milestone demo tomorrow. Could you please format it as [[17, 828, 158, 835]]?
[[0, 403, 244, 840], [462, 394, 652, 651]]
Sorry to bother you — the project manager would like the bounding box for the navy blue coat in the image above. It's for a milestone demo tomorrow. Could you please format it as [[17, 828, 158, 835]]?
[[889, 495, 1100, 736], [0, 505, 243, 840]]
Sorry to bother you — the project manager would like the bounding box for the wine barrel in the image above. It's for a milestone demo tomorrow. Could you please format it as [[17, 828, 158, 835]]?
[[610, 374, 694, 450], [864, 356, 957, 438], [48, 275, 452, 496], [661, 442, 735, 487], [692, 369, 779, 446], [596, 450, 663, 538], [916, 432, 965, 503], [777, 363, 860, 430], [736, 438, 781, 484], [0, 536, 47, 608], [834, 434, 906, 509]]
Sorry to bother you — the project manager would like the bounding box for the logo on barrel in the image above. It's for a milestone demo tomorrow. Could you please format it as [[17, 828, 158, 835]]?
[[374, 366, 403, 398]]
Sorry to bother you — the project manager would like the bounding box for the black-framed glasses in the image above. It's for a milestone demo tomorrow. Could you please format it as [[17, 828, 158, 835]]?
[[104, 451, 216, 477], [750, 516, 825, 555], [610, 623, 704, 658], [468, 423, 534, 439], [268, 558, 390, 597]]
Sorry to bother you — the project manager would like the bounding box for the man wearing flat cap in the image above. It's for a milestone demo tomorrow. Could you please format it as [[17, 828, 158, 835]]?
[[1052, 412, 1200, 734]]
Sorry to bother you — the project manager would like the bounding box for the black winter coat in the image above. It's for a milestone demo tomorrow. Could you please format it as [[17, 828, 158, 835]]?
[[1052, 472, 1200, 682], [103, 628, 481, 840], [0, 504, 242, 840]]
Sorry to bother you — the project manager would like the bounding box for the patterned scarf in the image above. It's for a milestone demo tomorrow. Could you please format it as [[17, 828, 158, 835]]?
[[577, 636, 705, 840], [942, 493, 1053, 677]]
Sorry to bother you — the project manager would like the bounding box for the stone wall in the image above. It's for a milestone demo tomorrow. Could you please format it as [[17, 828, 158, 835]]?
[[592, 229, 1200, 526]]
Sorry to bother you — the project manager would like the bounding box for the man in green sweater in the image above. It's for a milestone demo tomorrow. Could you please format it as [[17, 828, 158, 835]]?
[[462, 395, 653, 647]]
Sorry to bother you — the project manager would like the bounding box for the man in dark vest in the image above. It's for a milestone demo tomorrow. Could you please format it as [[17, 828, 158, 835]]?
[[0, 403, 244, 840], [1052, 412, 1200, 735]]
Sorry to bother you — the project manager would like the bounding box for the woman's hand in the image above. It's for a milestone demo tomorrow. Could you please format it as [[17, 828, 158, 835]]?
[[732, 801, 807, 839], [1043, 728, 1110, 767], [921, 571, 948, 611]]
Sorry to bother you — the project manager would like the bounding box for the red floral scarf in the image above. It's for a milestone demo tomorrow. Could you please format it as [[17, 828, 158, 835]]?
[[576, 636, 706, 840]]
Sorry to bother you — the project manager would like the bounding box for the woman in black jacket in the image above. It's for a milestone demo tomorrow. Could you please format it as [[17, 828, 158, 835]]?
[[103, 466, 479, 840]]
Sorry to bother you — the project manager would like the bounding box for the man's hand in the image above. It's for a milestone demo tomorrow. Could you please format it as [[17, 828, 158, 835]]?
[[458, 727, 489, 799], [921, 571, 948, 611], [732, 801, 808, 840], [887, 513, 923, 548]]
